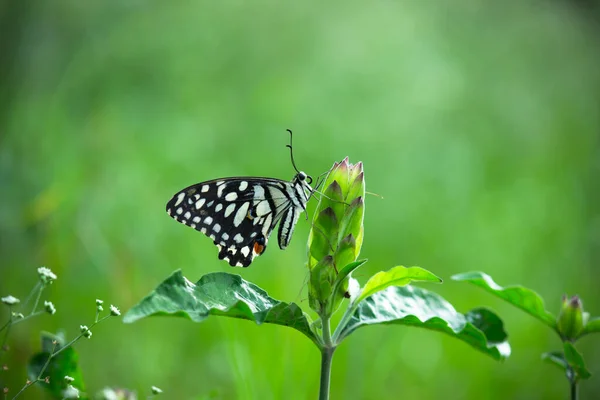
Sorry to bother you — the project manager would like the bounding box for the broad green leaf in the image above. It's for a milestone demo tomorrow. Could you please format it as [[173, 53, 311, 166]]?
[[564, 342, 592, 380], [356, 266, 442, 305], [124, 270, 320, 346], [339, 286, 510, 360], [452, 271, 556, 329], [28, 332, 86, 399], [542, 351, 569, 372], [580, 317, 600, 337]]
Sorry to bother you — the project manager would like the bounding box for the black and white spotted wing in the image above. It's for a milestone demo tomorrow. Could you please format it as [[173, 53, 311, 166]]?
[[166, 172, 313, 267]]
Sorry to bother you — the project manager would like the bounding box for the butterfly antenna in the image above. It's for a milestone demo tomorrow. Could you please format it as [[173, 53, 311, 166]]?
[[286, 129, 301, 175]]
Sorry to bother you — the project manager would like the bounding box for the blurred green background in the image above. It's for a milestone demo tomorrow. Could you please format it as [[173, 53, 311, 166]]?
[[1, 1, 600, 399]]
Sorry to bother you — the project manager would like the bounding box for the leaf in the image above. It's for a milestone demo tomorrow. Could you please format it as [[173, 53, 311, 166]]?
[[339, 286, 510, 361], [542, 351, 569, 372], [564, 342, 592, 380], [124, 270, 320, 346], [356, 266, 442, 305], [452, 271, 556, 329], [28, 332, 86, 399], [580, 317, 600, 337]]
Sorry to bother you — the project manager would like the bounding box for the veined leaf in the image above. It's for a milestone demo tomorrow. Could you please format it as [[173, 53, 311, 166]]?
[[542, 351, 569, 372], [124, 270, 319, 346], [339, 286, 510, 361], [356, 266, 441, 305], [452, 271, 556, 329]]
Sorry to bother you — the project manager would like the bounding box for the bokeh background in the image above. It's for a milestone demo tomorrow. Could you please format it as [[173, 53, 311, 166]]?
[[1, 1, 600, 399]]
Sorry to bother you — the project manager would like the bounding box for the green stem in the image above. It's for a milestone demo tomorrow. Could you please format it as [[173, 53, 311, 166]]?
[[10, 311, 44, 327], [11, 341, 58, 399], [570, 378, 578, 400], [331, 299, 358, 344], [30, 284, 45, 315], [23, 282, 42, 308], [11, 314, 112, 399], [0, 314, 12, 350], [318, 313, 335, 400], [319, 347, 334, 400]]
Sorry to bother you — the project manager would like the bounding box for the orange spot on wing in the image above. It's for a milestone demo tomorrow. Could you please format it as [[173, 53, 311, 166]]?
[[253, 242, 265, 255]]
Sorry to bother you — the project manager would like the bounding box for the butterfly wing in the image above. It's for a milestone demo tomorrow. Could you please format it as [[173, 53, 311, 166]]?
[[166, 177, 298, 267]]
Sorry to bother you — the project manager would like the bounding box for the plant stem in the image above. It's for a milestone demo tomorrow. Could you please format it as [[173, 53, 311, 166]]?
[[570, 378, 578, 400], [10, 311, 44, 327], [11, 314, 111, 399], [11, 341, 58, 399], [319, 314, 335, 400], [319, 347, 334, 400], [30, 284, 45, 315]]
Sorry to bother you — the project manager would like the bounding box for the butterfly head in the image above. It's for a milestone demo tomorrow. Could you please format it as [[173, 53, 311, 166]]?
[[296, 171, 313, 185]]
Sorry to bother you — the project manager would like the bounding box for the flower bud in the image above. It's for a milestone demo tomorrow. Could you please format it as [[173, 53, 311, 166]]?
[[44, 301, 56, 315], [62, 385, 80, 399], [37, 267, 57, 284], [110, 305, 121, 317], [80, 325, 92, 339], [557, 295, 589, 341], [307, 158, 365, 316]]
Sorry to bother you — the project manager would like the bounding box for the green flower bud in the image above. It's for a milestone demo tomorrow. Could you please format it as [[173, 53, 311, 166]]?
[[307, 158, 365, 316], [557, 295, 589, 341]]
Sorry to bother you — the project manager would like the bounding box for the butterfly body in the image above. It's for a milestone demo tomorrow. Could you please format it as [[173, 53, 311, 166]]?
[[166, 172, 313, 267]]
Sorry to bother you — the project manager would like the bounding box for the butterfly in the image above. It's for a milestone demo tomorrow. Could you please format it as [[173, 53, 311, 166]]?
[[165, 130, 316, 267]]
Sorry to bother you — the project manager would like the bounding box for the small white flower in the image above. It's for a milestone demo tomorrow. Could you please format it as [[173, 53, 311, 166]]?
[[62, 384, 80, 399], [1, 295, 20, 306], [96, 299, 104, 306], [64, 375, 75, 383], [109, 305, 121, 317], [44, 301, 56, 315], [37, 267, 57, 284], [12, 312, 24, 319], [151, 386, 163, 395], [79, 325, 92, 339]]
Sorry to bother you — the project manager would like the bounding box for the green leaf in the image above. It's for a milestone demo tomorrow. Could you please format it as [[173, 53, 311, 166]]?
[[356, 266, 442, 305], [542, 351, 569, 372], [339, 286, 510, 361], [28, 332, 86, 399], [564, 342, 592, 380], [580, 317, 600, 337], [452, 271, 556, 329], [124, 270, 320, 346]]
